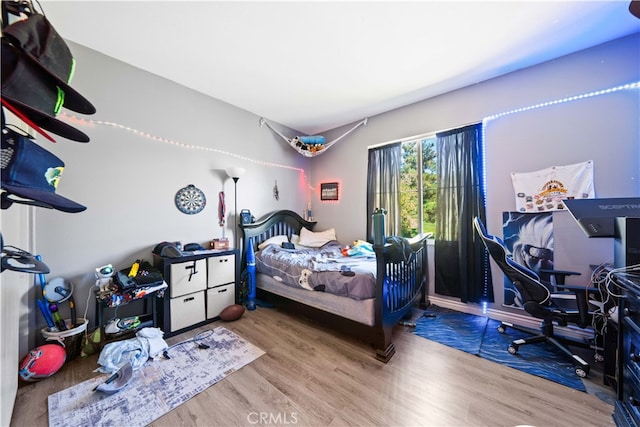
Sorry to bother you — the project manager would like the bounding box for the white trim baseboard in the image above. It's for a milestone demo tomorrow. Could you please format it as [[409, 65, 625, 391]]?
[[427, 295, 595, 342]]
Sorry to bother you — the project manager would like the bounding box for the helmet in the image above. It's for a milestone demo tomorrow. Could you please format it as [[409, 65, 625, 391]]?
[[19, 344, 66, 382]]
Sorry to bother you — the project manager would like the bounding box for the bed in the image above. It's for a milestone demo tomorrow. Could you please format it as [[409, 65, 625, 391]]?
[[239, 209, 429, 362]]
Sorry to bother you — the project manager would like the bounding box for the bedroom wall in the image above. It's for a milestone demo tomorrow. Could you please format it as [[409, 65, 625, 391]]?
[[17, 41, 311, 348], [311, 33, 640, 312], [7, 32, 639, 350]]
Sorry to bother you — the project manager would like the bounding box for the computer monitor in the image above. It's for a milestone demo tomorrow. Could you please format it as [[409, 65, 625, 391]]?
[[563, 197, 640, 238]]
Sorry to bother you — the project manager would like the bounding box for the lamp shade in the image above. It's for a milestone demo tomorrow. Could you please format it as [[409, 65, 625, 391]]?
[[226, 167, 246, 179]]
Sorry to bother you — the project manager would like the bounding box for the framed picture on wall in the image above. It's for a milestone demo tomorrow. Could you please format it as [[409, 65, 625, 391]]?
[[320, 182, 339, 201]]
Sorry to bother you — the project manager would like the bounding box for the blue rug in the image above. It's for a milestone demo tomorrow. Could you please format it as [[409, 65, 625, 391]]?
[[414, 305, 587, 392]]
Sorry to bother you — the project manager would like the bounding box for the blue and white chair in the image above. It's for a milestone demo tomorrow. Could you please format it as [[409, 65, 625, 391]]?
[[473, 217, 601, 378]]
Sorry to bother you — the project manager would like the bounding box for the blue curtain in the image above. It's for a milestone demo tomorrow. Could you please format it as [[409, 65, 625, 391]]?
[[434, 124, 493, 304], [366, 143, 401, 242]]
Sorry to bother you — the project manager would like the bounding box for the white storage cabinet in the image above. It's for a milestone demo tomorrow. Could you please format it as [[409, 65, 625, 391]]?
[[154, 249, 238, 336]]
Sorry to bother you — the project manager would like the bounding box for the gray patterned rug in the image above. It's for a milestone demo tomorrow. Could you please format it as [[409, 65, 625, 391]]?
[[48, 327, 265, 427]]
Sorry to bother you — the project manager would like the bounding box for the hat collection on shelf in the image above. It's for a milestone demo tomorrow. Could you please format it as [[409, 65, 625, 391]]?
[[1, 1, 96, 215], [1, 1, 96, 276]]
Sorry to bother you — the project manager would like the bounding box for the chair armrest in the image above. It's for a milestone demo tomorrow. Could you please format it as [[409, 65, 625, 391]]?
[[554, 284, 598, 293], [541, 269, 581, 277], [540, 269, 581, 286], [550, 285, 596, 328]]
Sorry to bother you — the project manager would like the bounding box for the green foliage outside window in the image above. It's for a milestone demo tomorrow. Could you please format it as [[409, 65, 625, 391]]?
[[400, 137, 437, 238]]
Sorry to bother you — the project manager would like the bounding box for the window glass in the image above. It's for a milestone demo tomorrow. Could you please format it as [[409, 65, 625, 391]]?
[[400, 136, 436, 238]]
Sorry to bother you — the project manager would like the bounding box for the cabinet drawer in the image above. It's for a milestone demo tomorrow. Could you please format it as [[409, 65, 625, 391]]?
[[170, 259, 207, 298], [206, 284, 235, 319], [207, 255, 235, 288], [170, 291, 206, 331]]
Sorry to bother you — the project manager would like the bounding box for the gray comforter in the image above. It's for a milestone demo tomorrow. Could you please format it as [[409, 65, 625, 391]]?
[[255, 241, 376, 300]]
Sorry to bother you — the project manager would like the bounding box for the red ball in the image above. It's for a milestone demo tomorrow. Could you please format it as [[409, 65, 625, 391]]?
[[19, 344, 66, 382], [219, 304, 245, 321]]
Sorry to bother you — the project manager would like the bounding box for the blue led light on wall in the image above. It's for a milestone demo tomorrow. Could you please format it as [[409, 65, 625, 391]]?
[[480, 80, 640, 197], [484, 81, 640, 122]]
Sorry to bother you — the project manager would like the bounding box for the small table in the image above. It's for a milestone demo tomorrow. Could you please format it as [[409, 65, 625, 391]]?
[[94, 282, 167, 335]]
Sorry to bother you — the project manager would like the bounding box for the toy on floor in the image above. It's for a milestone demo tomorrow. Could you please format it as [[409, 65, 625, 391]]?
[[93, 361, 133, 394], [19, 343, 66, 382], [219, 304, 245, 321]]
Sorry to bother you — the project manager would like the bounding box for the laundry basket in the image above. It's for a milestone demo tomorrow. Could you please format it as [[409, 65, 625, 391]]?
[[41, 318, 88, 363]]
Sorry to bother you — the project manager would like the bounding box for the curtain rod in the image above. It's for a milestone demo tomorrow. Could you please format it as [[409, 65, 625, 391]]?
[[367, 120, 481, 150]]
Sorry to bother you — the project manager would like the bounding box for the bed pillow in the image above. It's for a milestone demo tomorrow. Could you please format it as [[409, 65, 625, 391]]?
[[288, 234, 314, 250], [257, 235, 289, 250], [298, 227, 336, 248]]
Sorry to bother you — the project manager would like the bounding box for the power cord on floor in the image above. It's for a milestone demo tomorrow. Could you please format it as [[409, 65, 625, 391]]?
[[162, 329, 214, 359]]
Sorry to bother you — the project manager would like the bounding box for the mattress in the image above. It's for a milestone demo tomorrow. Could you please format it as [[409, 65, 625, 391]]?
[[256, 273, 375, 326]]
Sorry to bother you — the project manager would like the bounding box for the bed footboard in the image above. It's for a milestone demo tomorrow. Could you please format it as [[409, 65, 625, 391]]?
[[372, 236, 429, 362]]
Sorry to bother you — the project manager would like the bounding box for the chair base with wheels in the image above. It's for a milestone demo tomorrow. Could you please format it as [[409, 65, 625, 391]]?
[[497, 320, 594, 378]]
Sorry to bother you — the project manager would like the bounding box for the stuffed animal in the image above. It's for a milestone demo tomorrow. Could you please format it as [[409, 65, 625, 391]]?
[[298, 269, 313, 291]]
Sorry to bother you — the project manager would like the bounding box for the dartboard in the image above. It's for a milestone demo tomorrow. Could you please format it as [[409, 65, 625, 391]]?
[[175, 184, 206, 214]]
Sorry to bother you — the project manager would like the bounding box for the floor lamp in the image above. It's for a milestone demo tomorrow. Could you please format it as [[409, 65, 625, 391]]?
[[226, 167, 245, 250]]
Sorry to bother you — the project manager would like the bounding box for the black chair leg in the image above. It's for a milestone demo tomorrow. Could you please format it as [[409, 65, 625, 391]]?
[[498, 321, 591, 377], [498, 321, 542, 338], [546, 336, 590, 376]]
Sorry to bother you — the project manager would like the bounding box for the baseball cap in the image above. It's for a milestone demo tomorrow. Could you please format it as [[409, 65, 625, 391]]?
[[2, 13, 96, 115], [1, 127, 87, 213], [1, 42, 90, 143], [1, 98, 56, 143]]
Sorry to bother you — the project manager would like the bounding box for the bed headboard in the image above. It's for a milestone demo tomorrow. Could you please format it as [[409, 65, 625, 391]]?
[[239, 209, 316, 268]]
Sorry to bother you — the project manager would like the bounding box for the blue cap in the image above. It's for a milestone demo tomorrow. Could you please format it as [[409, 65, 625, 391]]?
[[1, 128, 86, 213]]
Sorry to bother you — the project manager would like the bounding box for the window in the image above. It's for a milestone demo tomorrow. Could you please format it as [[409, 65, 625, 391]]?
[[399, 135, 436, 238]]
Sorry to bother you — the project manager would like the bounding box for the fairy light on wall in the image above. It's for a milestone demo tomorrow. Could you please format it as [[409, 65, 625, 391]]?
[[61, 113, 316, 191], [62, 81, 638, 196]]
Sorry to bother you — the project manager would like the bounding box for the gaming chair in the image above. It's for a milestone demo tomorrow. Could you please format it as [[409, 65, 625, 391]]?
[[473, 217, 601, 378]]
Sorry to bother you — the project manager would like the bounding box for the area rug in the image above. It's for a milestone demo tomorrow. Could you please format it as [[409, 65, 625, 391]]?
[[48, 327, 265, 427], [414, 305, 587, 392]]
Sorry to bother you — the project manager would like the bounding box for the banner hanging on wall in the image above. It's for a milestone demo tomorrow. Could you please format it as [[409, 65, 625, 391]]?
[[510, 160, 594, 213]]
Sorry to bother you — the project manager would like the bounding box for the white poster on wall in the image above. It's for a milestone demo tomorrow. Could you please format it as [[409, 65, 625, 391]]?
[[511, 160, 594, 213]]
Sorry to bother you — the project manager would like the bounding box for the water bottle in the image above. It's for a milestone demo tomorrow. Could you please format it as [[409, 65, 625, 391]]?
[[372, 208, 386, 245], [246, 238, 257, 310]]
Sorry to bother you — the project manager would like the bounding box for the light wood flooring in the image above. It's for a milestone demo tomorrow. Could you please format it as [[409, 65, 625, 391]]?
[[11, 306, 615, 426]]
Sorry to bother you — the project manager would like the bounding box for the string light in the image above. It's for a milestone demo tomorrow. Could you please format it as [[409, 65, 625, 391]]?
[[60, 113, 316, 191], [480, 80, 639, 196], [62, 80, 638, 194], [484, 81, 640, 122]]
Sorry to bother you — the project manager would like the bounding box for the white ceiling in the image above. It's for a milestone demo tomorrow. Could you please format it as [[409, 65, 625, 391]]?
[[41, 1, 639, 135]]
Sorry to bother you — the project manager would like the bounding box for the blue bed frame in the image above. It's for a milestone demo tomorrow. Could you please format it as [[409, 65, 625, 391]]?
[[240, 209, 429, 362]]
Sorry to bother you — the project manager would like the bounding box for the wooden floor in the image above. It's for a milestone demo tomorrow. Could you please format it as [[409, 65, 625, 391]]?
[[12, 307, 615, 426]]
